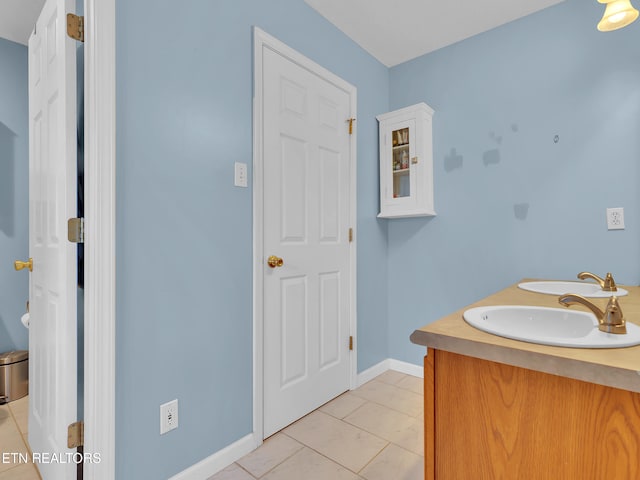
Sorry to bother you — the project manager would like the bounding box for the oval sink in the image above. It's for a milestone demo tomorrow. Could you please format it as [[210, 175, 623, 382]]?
[[463, 305, 640, 348], [518, 281, 628, 298]]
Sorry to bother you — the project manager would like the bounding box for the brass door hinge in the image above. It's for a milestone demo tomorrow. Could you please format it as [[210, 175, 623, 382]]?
[[68, 218, 85, 243], [347, 118, 356, 135], [67, 14, 84, 42], [67, 421, 84, 448], [349, 336, 354, 351], [348, 228, 353, 243]]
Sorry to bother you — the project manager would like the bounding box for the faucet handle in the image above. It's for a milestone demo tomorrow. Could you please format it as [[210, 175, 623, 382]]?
[[602, 296, 626, 334], [603, 272, 617, 292]]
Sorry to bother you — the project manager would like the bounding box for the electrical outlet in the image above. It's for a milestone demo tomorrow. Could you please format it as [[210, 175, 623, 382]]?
[[606, 207, 625, 230], [160, 399, 179, 435]]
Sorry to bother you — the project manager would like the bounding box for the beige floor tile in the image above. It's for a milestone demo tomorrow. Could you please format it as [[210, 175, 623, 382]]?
[[207, 463, 255, 480], [395, 375, 423, 396], [360, 444, 423, 480], [351, 380, 422, 417], [389, 418, 423, 456], [0, 463, 40, 480], [0, 404, 11, 423], [319, 392, 366, 420], [284, 411, 387, 473], [8, 396, 29, 436], [0, 406, 30, 474], [261, 447, 360, 480], [236, 433, 303, 478], [343, 402, 423, 456], [373, 370, 406, 386]]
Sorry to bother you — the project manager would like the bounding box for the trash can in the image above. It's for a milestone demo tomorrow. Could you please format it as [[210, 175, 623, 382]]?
[[0, 350, 28, 404]]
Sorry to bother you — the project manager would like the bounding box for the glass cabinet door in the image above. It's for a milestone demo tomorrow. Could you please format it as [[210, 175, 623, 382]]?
[[391, 127, 410, 198]]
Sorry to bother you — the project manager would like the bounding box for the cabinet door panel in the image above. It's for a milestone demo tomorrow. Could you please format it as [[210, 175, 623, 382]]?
[[431, 350, 640, 479]]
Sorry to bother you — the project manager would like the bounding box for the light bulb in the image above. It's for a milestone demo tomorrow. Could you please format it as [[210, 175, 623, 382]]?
[[608, 11, 628, 23]]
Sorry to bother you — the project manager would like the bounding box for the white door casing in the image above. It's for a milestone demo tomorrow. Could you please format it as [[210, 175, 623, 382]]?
[[254, 29, 358, 439], [28, 0, 78, 477], [82, 0, 117, 477]]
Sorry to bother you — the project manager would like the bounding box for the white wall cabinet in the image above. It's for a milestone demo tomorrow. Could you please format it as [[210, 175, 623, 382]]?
[[377, 103, 435, 218]]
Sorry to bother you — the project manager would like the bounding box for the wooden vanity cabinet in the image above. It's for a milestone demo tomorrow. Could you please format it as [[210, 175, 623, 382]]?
[[424, 349, 640, 479]]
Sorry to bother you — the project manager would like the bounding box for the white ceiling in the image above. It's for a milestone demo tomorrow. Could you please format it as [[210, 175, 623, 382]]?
[[2, 0, 567, 59], [305, 0, 566, 67], [1, 0, 45, 45]]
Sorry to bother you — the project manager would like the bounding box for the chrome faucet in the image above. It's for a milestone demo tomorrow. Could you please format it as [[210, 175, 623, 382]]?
[[558, 294, 627, 334], [577, 271, 617, 292]]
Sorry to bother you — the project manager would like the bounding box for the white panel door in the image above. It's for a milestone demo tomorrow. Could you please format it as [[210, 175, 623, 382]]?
[[28, 0, 78, 478], [262, 47, 352, 437]]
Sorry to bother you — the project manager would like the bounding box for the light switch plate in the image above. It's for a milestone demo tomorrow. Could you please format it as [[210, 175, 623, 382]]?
[[234, 162, 248, 188], [160, 399, 179, 434]]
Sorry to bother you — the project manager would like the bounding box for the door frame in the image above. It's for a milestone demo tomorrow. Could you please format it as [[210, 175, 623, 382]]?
[[82, 0, 116, 478], [252, 27, 358, 443]]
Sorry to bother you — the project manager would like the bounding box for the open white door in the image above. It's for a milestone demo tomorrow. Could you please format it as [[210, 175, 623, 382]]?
[[28, 0, 78, 478]]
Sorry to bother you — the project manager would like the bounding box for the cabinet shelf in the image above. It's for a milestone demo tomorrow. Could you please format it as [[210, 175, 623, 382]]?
[[377, 210, 436, 219], [393, 168, 410, 176]]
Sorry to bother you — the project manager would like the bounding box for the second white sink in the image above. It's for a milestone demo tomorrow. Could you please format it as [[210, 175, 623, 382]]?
[[518, 281, 628, 298], [463, 305, 640, 348]]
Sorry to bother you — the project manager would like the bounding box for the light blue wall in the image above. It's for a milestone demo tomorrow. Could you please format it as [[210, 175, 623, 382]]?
[[115, 1, 389, 478], [387, 0, 640, 364], [115, 0, 640, 475], [0, 38, 29, 353]]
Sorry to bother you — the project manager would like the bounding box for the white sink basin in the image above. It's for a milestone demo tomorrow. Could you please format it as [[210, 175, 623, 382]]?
[[463, 305, 640, 348], [518, 281, 628, 298]]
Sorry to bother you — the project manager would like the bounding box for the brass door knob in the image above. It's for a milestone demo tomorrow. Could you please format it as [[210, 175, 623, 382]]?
[[267, 255, 284, 268], [14, 258, 33, 272]]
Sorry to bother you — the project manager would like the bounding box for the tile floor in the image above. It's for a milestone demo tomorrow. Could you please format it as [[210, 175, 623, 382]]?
[[209, 371, 424, 480], [0, 372, 423, 480], [0, 395, 41, 479]]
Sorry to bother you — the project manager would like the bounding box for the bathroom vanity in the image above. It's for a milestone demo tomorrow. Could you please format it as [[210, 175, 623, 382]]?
[[410, 281, 640, 479]]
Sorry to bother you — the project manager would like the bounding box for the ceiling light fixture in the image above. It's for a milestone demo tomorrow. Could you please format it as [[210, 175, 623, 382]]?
[[597, 0, 639, 31]]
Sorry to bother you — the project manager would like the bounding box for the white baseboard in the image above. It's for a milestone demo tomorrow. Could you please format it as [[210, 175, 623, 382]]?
[[169, 433, 259, 480], [388, 359, 423, 378], [356, 359, 391, 386], [356, 358, 423, 387]]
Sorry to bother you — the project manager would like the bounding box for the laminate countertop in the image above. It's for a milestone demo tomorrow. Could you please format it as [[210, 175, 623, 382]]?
[[410, 280, 640, 393]]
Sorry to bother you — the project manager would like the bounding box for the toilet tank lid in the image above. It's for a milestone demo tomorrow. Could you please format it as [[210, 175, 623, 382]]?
[[0, 350, 28, 365]]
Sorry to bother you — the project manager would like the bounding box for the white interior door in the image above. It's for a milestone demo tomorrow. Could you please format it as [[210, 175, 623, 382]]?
[[28, 0, 78, 477], [262, 47, 353, 437]]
